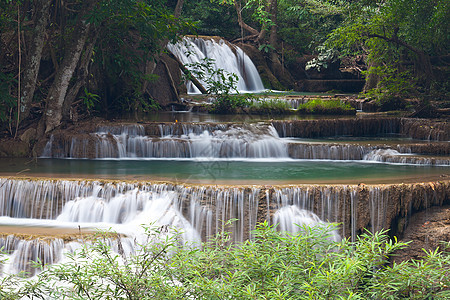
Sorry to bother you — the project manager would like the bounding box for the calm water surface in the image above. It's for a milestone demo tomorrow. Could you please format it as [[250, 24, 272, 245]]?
[[1, 158, 448, 184]]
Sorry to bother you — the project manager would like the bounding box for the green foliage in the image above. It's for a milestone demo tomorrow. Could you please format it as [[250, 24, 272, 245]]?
[[210, 94, 249, 113], [363, 66, 414, 111], [183, 57, 242, 113], [79, 88, 100, 111], [0, 73, 16, 122], [184, 58, 239, 95], [183, 0, 239, 38], [278, 0, 345, 54], [247, 97, 292, 114], [258, 43, 275, 53], [36, 226, 190, 299], [3, 223, 450, 299], [115, 91, 161, 113], [305, 46, 340, 72], [93, 0, 194, 94], [297, 98, 356, 115], [326, 0, 449, 101]]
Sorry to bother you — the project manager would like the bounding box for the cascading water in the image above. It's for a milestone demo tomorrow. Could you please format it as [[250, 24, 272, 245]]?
[[3, 116, 450, 279], [167, 36, 265, 94], [0, 178, 448, 276], [363, 149, 450, 166], [273, 206, 341, 242], [0, 178, 259, 275], [40, 122, 449, 165], [42, 123, 290, 159]]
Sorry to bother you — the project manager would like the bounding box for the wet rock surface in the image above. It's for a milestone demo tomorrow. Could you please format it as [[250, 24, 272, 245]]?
[[392, 205, 450, 263]]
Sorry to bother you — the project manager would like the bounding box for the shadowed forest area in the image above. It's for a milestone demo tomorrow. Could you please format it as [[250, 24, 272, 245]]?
[[1, 0, 448, 141]]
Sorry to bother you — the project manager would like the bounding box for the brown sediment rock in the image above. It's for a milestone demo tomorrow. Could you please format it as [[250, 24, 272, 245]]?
[[272, 117, 449, 141], [398, 143, 450, 155], [20, 128, 37, 144], [392, 205, 450, 263], [400, 118, 449, 141], [145, 53, 186, 107], [272, 118, 401, 138]]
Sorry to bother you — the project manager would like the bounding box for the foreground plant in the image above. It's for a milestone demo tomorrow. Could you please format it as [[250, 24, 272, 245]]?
[[2, 223, 449, 299]]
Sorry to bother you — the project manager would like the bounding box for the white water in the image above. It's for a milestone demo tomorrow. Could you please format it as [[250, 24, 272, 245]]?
[[40, 121, 450, 166], [167, 36, 265, 94], [0, 179, 345, 276], [273, 206, 341, 242], [363, 149, 450, 166], [0, 178, 447, 277], [0, 179, 260, 275], [42, 123, 290, 159]]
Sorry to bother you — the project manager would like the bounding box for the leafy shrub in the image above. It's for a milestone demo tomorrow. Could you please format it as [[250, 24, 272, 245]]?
[[3, 222, 450, 299], [183, 58, 240, 113], [363, 66, 415, 111], [305, 47, 340, 72], [209, 94, 248, 114]]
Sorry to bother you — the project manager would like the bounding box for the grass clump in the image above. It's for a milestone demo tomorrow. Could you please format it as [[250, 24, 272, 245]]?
[[297, 98, 356, 115], [246, 97, 292, 114]]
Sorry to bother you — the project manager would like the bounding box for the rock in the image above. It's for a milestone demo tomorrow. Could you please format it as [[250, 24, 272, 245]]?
[[20, 128, 37, 144], [146, 53, 186, 108], [392, 205, 450, 263], [299, 79, 365, 93], [0, 139, 30, 157]]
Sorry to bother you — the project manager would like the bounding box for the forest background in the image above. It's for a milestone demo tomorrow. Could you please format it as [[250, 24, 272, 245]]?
[[0, 0, 448, 140]]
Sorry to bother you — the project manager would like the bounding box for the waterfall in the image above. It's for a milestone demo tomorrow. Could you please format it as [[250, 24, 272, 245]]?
[[363, 149, 450, 166], [287, 143, 372, 160], [41, 123, 449, 165], [42, 123, 290, 159], [40, 120, 449, 165], [273, 206, 341, 242], [167, 36, 265, 94], [0, 236, 64, 276], [0, 178, 448, 275]]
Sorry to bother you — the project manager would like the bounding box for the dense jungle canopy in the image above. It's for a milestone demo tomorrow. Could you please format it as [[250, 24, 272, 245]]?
[[0, 0, 448, 138]]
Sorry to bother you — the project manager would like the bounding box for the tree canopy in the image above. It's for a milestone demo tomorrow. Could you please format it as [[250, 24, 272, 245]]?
[[0, 0, 448, 138]]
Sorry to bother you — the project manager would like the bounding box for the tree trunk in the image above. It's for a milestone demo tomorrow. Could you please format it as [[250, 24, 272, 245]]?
[[415, 51, 434, 83], [19, 0, 51, 123], [166, 50, 207, 94], [174, 0, 184, 18], [142, 0, 185, 96], [363, 59, 380, 92], [62, 29, 99, 121], [40, 22, 91, 134], [268, 0, 277, 62]]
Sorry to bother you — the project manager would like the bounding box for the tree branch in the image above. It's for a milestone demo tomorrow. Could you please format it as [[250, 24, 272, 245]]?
[[235, 0, 259, 36], [367, 33, 423, 56], [166, 49, 208, 94]]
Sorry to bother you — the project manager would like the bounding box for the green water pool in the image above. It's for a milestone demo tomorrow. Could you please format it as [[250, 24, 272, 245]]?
[[1, 158, 448, 184]]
